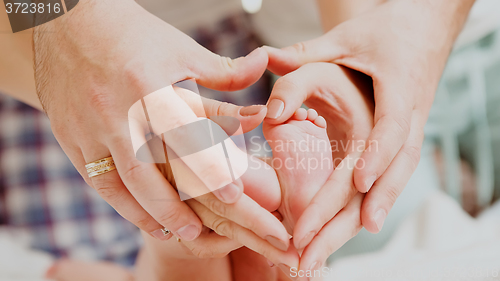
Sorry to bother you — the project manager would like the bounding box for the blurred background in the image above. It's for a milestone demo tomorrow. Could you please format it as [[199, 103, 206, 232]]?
[[1, 0, 500, 280]]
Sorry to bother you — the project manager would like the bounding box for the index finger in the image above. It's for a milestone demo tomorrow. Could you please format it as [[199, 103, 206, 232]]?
[[292, 151, 360, 251], [353, 83, 414, 193], [132, 86, 245, 203], [186, 199, 299, 270]]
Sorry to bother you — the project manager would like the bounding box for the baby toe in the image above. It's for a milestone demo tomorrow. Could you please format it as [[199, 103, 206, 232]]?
[[314, 116, 327, 128], [294, 108, 308, 120], [307, 109, 318, 121]]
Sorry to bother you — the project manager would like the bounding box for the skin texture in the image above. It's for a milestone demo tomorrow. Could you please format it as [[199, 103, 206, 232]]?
[[264, 0, 476, 270], [0, 9, 41, 109], [32, 0, 291, 250]]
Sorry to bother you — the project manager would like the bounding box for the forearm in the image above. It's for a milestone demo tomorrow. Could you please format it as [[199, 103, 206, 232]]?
[[0, 9, 41, 109], [316, 0, 386, 31], [415, 0, 477, 46]]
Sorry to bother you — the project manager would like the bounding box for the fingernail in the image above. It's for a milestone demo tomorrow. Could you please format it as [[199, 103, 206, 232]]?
[[176, 224, 200, 241], [297, 231, 316, 250], [374, 209, 387, 231], [265, 235, 288, 252], [214, 183, 240, 203], [364, 175, 377, 192], [278, 264, 291, 275], [240, 105, 264, 116], [266, 99, 284, 119], [245, 47, 262, 59], [150, 229, 172, 241], [267, 259, 274, 267]]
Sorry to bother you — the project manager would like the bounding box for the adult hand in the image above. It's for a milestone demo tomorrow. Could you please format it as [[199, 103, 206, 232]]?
[[264, 0, 475, 234], [153, 108, 298, 270], [264, 63, 373, 273], [33, 0, 289, 248]]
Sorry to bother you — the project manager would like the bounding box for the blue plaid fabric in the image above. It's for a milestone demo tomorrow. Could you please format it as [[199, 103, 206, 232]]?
[[0, 95, 141, 266]]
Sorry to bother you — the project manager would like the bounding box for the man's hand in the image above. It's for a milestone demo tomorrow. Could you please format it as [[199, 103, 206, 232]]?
[[264, 0, 475, 236], [33, 0, 290, 249]]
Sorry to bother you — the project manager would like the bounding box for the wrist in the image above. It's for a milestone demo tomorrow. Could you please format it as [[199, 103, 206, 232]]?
[[406, 0, 476, 43]]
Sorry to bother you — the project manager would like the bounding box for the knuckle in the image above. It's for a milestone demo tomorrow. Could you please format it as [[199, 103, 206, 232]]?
[[274, 75, 299, 91], [134, 216, 157, 231], [92, 176, 120, 200], [210, 217, 234, 238], [384, 184, 401, 206], [390, 115, 411, 140], [156, 208, 183, 228], [291, 42, 307, 54], [216, 102, 231, 117], [190, 245, 211, 259], [219, 56, 236, 72], [257, 243, 274, 260], [121, 160, 148, 183], [218, 56, 237, 90], [205, 197, 229, 218], [207, 101, 231, 118], [200, 163, 232, 189], [402, 144, 421, 170], [88, 90, 114, 113], [190, 244, 228, 259]]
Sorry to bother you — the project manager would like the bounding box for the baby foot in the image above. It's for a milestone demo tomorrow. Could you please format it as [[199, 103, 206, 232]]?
[[263, 108, 333, 232]]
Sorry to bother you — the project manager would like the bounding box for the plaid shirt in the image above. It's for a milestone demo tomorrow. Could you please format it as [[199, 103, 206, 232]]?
[[0, 12, 270, 266]]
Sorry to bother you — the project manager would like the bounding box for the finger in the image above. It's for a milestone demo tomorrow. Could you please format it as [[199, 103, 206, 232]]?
[[181, 229, 243, 259], [292, 151, 360, 251], [191, 47, 269, 92], [263, 33, 346, 76], [195, 191, 290, 252], [106, 134, 203, 242], [265, 63, 329, 123], [187, 199, 299, 270], [361, 112, 425, 233], [174, 86, 267, 133], [353, 83, 414, 193], [139, 86, 245, 203], [299, 193, 364, 274], [81, 143, 169, 240]]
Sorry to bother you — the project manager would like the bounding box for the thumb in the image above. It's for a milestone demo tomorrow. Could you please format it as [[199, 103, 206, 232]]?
[[174, 87, 267, 133], [263, 32, 346, 76], [191, 47, 269, 92]]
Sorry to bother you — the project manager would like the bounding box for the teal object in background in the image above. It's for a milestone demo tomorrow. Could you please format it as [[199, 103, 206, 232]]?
[[427, 29, 500, 208]]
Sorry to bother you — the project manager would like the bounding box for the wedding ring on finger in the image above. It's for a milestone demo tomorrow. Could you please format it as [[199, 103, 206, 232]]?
[[85, 156, 116, 178], [161, 228, 171, 236], [161, 228, 181, 241]]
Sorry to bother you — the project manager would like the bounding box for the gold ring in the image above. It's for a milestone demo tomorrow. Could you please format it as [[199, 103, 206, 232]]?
[[85, 156, 116, 178]]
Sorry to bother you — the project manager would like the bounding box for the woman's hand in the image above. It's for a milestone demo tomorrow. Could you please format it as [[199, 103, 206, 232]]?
[[33, 0, 289, 247], [264, 0, 475, 234], [263, 63, 373, 273]]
